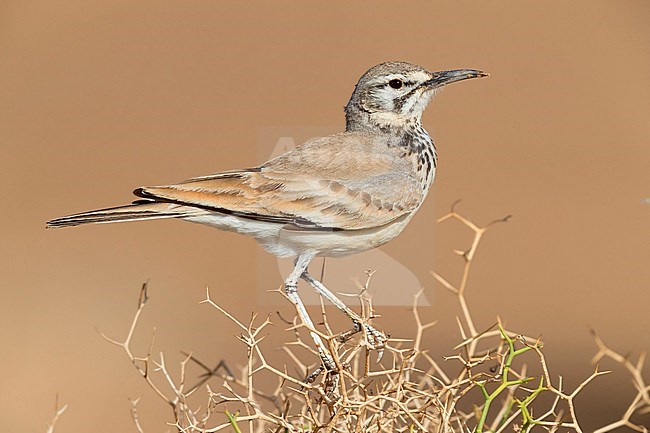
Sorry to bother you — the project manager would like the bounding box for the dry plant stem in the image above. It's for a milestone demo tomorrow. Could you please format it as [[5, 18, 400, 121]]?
[[45, 396, 67, 433], [98, 283, 205, 431], [431, 201, 511, 366], [591, 332, 650, 433], [593, 386, 650, 433], [410, 290, 439, 370], [183, 353, 284, 412], [527, 341, 610, 433], [202, 286, 323, 423], [98, 283, 170, 404], [431, 202, 514, 428], [129, 397, 146, 433], [592, 332, 649, 404]]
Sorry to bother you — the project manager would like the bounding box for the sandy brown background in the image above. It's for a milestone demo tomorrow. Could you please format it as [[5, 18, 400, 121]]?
[[1, 1, 648, 431]]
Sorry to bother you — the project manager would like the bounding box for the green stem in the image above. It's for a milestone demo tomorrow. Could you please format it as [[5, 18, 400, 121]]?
[[476, 326, 533, 432], [226, 410, 243, 433]]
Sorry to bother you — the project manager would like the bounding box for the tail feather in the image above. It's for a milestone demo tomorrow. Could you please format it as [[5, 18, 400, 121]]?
[[46, 201, 203, 228]]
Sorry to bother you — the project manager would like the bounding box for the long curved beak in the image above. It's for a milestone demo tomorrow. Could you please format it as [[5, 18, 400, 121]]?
[[423, 69, 489, 89]]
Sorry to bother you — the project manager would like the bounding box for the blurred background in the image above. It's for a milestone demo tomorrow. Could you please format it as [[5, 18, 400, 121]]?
[[1, 1, 648, 431]]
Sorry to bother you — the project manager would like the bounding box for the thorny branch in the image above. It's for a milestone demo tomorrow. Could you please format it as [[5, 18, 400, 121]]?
[[591, 332, 650, 433], [56, 204, 646, 433]]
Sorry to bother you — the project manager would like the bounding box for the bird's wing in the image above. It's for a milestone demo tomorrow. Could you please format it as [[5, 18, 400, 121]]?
[[135, 133, 423, 230]]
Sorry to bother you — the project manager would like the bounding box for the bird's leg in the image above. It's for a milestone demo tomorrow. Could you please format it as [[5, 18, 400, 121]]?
[[285, 252, 336, 373], [301, 271, 387, 359]]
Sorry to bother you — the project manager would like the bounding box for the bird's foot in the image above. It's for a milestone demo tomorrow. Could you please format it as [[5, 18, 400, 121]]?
[[338, 321, 388, 361], [305, 349, 338, 384], [304, 352, 343, 401], [305, 365, 341, 402], [364, 323, 388, 361]]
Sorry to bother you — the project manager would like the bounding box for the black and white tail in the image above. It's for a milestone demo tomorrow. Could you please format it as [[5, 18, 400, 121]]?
[[46, 201, 202, 228]]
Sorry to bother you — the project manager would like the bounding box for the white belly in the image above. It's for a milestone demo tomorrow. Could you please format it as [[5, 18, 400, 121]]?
[[184, 213, 411, 258]]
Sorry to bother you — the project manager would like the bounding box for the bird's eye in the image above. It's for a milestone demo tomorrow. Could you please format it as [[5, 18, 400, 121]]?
[[388, 79, 403, 89]]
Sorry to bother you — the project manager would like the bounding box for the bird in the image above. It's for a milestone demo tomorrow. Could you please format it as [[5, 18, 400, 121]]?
[[47, 61, 488, 371]]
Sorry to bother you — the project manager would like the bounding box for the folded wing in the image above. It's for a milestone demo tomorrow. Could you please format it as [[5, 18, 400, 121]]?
[[136, 133, 422, 230]]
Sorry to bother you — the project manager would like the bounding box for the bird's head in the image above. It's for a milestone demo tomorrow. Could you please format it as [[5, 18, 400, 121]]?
[[345, 61, 488, 132]]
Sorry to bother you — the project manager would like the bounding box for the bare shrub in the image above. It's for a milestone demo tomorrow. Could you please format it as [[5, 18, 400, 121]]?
[[51, 206, 648, 432]]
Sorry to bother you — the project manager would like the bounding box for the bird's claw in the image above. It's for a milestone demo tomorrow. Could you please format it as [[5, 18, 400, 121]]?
[[337, 321, 387, 362], [364, 323, 387, 362], [305, 351, 338, 384]]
